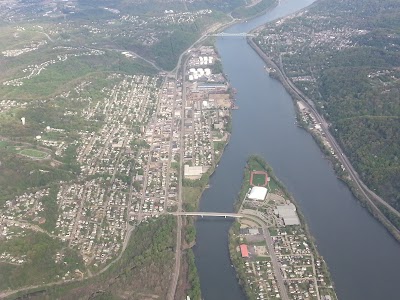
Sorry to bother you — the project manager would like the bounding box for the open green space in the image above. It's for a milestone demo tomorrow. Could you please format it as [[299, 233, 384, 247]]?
[[9, 216, 177, 300], [0, 231, 84, 291], [252, 173, 266, 186], [183, 186, 203, 212], [0, 51, 157, 100], [0, 25, 47, 52], [38, 187, 59, 233], [19, 148, 48, 159], [0, 140, 9, 148], [0, 149, 75, 205]]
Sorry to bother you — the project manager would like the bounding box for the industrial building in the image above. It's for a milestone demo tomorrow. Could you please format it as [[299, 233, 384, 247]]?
[[274, 203, 300, 226], [196, 82, 227, 91], [184, 165, 205, 180]]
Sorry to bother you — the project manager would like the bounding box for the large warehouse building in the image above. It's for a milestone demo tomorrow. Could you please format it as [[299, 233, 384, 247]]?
[[247, 186, 268, 201], [275, 203, 300, 226], [184, 165, 205, 180]]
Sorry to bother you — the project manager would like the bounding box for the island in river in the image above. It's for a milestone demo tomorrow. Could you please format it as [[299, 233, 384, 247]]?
[[229, 155, 337, 300]]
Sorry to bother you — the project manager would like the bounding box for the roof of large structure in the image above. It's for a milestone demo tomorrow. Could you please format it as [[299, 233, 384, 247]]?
[[248, 186, 268, 201], [275, 204, 300, 226], [184, 165, 204, 177]]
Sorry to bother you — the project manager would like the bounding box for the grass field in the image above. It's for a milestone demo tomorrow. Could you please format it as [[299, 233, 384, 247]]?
[[19, 148, 48, 159], [252, 173, 267, 186], [0, 50, 157, 100], [0, 141, 9, 148], [183, 186, 203, 211]]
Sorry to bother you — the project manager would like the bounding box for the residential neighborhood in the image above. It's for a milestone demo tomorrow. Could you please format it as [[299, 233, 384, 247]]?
[[0, 46, 233, 275]]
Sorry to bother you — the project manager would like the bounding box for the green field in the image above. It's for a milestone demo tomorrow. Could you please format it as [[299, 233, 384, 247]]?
[[0, 231, 84, 291], [19, 148, 48, 159], [0, 140, 9, 148], [252, 173, 266, 186], [9, 216, 177, 300], [0, 51, 157, 100]]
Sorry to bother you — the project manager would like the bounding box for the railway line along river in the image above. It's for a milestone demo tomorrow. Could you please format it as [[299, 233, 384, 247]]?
[[192, 0, 400, 299]]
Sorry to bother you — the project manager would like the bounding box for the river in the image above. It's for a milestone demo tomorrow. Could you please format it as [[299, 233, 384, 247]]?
[[192, 0, 400, 299]]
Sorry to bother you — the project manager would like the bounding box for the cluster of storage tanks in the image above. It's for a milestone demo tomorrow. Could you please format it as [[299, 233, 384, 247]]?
[[188, 68, 212, 81], [198, 56, 214, 65]]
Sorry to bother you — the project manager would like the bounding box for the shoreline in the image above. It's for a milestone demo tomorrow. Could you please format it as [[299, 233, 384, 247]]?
[[246, 35, 400, 243], [229, 156, 337, 300]]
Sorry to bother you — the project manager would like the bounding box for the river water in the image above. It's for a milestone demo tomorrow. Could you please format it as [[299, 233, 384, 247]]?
[[192, 0, 400, 299]]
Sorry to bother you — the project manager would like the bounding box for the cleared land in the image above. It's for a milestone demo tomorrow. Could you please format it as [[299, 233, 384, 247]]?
[[19, 148, 48, 159]]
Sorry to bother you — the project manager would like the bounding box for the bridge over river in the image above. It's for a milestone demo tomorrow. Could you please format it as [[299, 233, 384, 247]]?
[[207, 32, 255, 37], [168, 211, 243, 218]]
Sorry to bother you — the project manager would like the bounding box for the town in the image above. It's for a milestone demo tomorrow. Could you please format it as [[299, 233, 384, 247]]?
[[230, 157, 337, 300], [0, 45, 233, 278]]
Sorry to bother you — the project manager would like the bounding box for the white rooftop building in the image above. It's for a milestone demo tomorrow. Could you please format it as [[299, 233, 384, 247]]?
[[275, 203, 300, 226], [248, 186, 268, 201], [184, 165, 204, 180]]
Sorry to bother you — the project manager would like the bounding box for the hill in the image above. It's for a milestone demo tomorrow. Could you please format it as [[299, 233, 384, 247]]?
[[255, 0, 400, 219]]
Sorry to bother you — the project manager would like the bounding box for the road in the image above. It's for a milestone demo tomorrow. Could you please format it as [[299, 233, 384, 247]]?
[[166, 17, 243, 300], [248, 37, 400, 233], [170, 211, 243, 218], [166, 62, 185, 300], [262, 224, 289, 300], [167, 210, 290, 300], [232, 213, 290, 300]]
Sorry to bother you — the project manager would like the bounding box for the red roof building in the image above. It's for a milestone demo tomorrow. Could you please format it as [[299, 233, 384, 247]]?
[[240, 244, 249, 258]]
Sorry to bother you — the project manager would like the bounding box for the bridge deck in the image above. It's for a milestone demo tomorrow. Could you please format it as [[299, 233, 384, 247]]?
[[170, 212, 243, 218], [208, 32, 256, 37]]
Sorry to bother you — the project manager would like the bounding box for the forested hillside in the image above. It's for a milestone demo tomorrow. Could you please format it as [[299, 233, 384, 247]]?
[[255, 0, 400, 212]]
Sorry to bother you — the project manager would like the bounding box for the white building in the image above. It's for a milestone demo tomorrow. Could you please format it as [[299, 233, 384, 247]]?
[[184, 165, 204, 180], [275, 203, 300, 226], [248, 186, 268, 201]]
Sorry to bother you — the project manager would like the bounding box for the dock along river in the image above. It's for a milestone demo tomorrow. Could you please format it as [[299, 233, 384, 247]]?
[[192, 0, 400, 299]]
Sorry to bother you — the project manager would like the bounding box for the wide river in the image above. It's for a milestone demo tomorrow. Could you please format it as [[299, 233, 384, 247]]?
[[192, 0, 400, 299]]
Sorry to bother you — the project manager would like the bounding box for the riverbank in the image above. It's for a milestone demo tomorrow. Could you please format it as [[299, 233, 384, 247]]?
[[178, 39, 236, 298], [229, 155, 337, 300], [246, 35, 400, 243]]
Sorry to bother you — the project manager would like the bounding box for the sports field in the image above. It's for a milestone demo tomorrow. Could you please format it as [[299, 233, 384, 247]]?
[[19, 148, 48, 159], [250, 171, 268, 186]]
